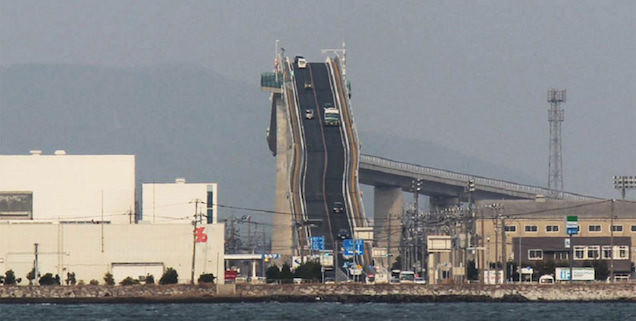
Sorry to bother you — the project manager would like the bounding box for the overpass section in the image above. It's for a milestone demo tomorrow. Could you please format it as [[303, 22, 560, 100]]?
[[262, 53, 368, 271]]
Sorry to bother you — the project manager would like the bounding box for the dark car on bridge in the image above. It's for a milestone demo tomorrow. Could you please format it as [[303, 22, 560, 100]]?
[[332, 202, 344, 214]]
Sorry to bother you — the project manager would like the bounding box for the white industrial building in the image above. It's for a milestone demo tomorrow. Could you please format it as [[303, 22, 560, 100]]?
[[0, 151, 225, 284], [0, 222, 224, 284], [0, 150, 135, 224], [142, 179, 218, 224]]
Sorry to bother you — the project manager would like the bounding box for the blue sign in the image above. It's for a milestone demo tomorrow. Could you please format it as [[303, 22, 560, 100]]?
[[343, 239, 364, 256], [354, 239, 364, 255], [343, 239, 354, 256], [311, 236, 325, 251], [566, 226, 579, 235]]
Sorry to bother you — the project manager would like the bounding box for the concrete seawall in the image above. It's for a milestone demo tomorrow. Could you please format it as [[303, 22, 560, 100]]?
[[0, 284, 635, 303]]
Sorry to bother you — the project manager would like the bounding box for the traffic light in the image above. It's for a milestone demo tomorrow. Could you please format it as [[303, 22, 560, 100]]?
[[467, 179, 475, 192]]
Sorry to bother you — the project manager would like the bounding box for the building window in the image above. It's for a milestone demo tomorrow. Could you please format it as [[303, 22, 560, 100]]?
[[617, 246, 629, 259], [586, 246, 600, 260], [504, 225, 516, 232], [631, 225, 636, 232], [612, 225, 623, 232], [546, 225, 559, 232], [525, 225, 538, 232], [574, 246, 585, 260], [588, 225, 601, 232], [555, 252, 569, 260], [528, 249, 543, 260], [602, 246, 612, 260]]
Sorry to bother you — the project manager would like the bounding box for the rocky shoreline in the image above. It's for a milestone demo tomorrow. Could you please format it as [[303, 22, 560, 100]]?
[[0, 283, 635, 303]]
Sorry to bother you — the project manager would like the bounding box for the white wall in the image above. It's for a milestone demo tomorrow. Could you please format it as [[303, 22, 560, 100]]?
[[0, 222, 224, 284], [0, 153, 135, 224], [142, 181, 218, 224]]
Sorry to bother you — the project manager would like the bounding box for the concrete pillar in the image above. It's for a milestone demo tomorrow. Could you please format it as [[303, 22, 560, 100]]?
[[271, 93, 294, 258], [373, 186, 403, 261]]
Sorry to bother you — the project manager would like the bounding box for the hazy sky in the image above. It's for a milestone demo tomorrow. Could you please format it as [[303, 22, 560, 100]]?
[[1, 0, 634, 199]]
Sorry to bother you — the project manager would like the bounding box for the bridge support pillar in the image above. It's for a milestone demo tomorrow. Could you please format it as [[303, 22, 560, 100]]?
[[271, 93, 294, 259], [374, 186, 403, 262]]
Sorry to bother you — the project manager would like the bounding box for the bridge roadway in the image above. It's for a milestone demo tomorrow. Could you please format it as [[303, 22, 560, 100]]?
[[293, 61, 351, 252], [359, 154, 595, 203]]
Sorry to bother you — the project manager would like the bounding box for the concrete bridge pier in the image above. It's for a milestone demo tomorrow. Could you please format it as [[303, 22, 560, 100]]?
[[271, 93, 294, 259], [373, 186, 403, 261]]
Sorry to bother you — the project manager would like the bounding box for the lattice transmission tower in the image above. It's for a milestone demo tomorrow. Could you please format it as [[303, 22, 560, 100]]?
[[547, 89, 566, 198]]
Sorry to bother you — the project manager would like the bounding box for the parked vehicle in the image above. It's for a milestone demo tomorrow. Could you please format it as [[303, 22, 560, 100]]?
[[539, 274, 554, 284], [399, 271, 415, 283], [414, 277, 427, 284]]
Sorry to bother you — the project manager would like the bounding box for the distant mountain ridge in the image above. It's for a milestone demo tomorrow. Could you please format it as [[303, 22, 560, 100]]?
[[0, 63, 540, 226]]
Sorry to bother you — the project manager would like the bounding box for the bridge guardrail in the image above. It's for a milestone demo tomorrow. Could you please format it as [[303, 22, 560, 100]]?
[[360, 154, 595, 200]]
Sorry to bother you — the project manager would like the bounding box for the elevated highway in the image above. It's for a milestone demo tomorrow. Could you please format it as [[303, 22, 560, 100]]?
[[262, 54, 367, 271], [261, 50, 596, 271]]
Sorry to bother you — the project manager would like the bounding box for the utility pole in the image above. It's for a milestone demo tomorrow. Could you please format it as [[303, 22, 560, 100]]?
[[517, 235, 522, 283], [500, 215, 506, 283], [387, 212, 392, 268], [34, 243, 39, 285], [190, 199, 205, 285], [465, 179, 475, 283], [609, 199, 615, 282]]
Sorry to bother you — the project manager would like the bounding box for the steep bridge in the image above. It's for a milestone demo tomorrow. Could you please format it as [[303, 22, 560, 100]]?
[[261, 51, 595, 267]]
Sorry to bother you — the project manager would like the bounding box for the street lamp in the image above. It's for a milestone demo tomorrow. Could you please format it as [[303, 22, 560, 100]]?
[[613, 176, 636, 200]]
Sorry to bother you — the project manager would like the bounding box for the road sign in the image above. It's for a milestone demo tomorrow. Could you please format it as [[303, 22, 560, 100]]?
[[564, 238, 571, 248], [344, 239, 364, 256], [354, 239, 364, 255], [311, 236, 325, 251], [566, 226, 579, 235], [565, 216, 579, 235]]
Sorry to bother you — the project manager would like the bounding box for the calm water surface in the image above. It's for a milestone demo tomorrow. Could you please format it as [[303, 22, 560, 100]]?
[[0, 302, 635, 321]]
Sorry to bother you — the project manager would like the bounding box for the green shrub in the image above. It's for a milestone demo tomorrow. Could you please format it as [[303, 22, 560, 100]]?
[[4, 270, 17, 285], [65, 272, 77, 285], [38, 273, 60, 286], [265, 265, 280, 283], [159, 268, 178, 284], [103, 272, 115, 285], [89, 279, 99, 285], [198, 273, 216, 284], [119, 277, 139, 286], [145, 274, 155, 285], [77, 280, 86, 286]]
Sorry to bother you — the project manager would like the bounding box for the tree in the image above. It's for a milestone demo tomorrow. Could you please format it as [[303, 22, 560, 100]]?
[[467, 260, 479, 281], [391, 256, 402, 271], [159, 267, 178, 284], [293, 261, 322, 281], [39, 273, 60, 286], [145, 274, 155, 285], [586, 260, 609, 280], [265, 265, 280, 283], [89, 279, 99, 285], [279, 263, 293, 283], [198, 273, 216, 284], [26, 268, 38, 285], [103, 272, 115, 285], [65, 272, 76, 286], [119, 277, 139, 286]]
